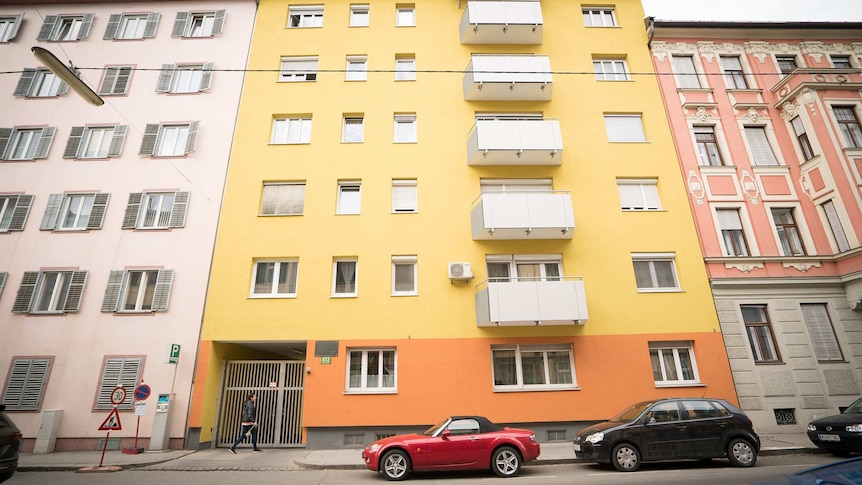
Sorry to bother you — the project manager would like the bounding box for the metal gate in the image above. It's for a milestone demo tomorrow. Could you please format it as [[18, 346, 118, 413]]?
[[217, 360, 304, 447]]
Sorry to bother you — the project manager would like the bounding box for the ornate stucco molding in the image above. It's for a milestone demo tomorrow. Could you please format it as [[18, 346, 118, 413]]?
[[800, 41, 826, 62], [780, 102, 801, 121], [782, 261, 821, 272], [741, 107, 763, 123], [744, 42, 770, 63], [725, 262, 764, 273]]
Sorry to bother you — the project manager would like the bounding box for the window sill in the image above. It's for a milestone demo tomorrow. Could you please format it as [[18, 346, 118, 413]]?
[[843, 147, 862, 155], [331, 294, 357, 299], [636, 288, 683, 293], [726, 88, 762, 94], [608, 140, 649, 144], [655, 382, 705, 388], [391, 293, 418, 297], [392, 210, 417, 214], [621, 208, 666, 212], [258, 213, 303, 217], [493, 386, 580, 393], [754, 361, 785, 365], [248, 294, 297, 299], [344, 389, 397, 395], [112, 311, 156, 316]]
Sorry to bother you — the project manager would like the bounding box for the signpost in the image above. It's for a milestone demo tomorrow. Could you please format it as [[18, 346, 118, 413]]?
[[124, 382, 151, 454], [97, 386, 125, 467]]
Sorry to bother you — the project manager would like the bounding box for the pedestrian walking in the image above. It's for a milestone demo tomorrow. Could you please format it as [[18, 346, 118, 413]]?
[[229, 393, 261, 453]]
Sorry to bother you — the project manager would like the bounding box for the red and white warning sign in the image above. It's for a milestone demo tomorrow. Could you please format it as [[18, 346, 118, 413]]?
[[98, 407, 122, 431]]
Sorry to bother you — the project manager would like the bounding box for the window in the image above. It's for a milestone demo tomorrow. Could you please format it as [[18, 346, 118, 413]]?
[[156, 63, 214, 93], [821, 200, 851, 252], [13, 69, 68, 98], [1, 357, 52, 411], [392, 255, 417, 296], [37, 14, 94, 41], [139, 122, 199, 156], [604, 115, 645, 142], [771, 208, 806, 256], [40, 193, 109, 231], [104, 13, 160, 39], [617, 179, 660, 211], [720, 56, 748, 89], [0, 14, 24, 42], [350, 4, 369, 27], [0, 272, 5, 297], [279, 57, 318, 82], [672, 55, 701, 88], [717, 208, 750, 256], [396, 5, 415, 26], [101, 269, 174, 313], [252, 260, 298, 297], [833, 106, 862, 148], [260, 183, 305, 215], [582, 7, 616, 27], [791, 116, 815, 160], [776, 55, 797, 76], [99, 66, 133, 95], [271, 117, 311, 144], [486, 255, 561, 283], [0, 194, 33, 232], [492, 344, 576, 390], [337, 181, 361, 214], [288, 5, 324, 27], [346, 56, 368, 81], [0, 127, 56, 161], [333, 259, 357, 296], [694, 126, 724, 166], [95, 357, 142, 410], [593, 58, 629, 81], [347, 349, 395, 392], [741, 305, 781, 363], [394, 114, 416, 143], [392, 179, 417, 213], [395, 55, 416, 81], [831, 55, 852, 69], [63, 125, 127, 159], [632, 253, 679, 291], [342, 116, 364, 143], [122, 191, 189, 229], [649, 342, 699, 386], [801, 303, 843, 362], [171, 10, 224, 37], [11, 270, 88, 314], [744, 126, 779, 166]]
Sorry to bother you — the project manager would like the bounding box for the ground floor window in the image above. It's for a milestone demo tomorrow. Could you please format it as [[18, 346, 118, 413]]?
[[649, 341, 700, 386], [346, 349, 396, 393], [492, 344, 576, 391]]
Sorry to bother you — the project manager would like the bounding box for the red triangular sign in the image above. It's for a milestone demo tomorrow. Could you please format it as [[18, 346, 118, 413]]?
[[98, 408, 122, 431]]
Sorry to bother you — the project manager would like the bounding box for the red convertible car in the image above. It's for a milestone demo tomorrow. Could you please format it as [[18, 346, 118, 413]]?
[[362, 416, 541, 480]]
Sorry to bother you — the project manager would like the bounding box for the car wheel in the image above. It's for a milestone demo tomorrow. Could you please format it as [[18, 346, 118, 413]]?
[[380, 449, 411, 481], [0, 472, 12, 484], [491, 446, 521, 477], [727, 438, 757, 467], [612, 443, 641, 472]]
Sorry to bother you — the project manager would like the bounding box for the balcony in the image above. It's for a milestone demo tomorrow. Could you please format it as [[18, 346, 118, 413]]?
[[464, 55, 552, 101], [467, 119, 562, 165], [471, 191, 575, 240], [460, 1, 543, 45], [475, 277, 589, 327]]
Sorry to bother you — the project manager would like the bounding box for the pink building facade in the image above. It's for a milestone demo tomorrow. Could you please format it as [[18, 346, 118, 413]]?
[[649, 20, 862, 433]]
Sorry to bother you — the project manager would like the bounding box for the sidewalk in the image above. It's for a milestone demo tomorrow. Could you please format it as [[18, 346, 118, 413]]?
[[17, 433, 823, 472]]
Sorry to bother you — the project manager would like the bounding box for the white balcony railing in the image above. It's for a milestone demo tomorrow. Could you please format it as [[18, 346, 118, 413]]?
[[463, 55, 552, 101], [471, 191, 575, 240], [460, 1, 543, 45], [475, 277, 589, 326], [467, 118, 562, 165]]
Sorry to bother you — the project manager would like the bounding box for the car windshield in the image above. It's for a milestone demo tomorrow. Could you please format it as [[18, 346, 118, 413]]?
[[844, 398, 862, 414], [610, 402, 654, 422], [423, 418, 450, 436]]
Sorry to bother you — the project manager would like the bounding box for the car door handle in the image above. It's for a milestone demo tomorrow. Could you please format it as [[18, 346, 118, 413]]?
[[469, 437, 480, 441], [718, 422, 727, 427], [677, 425, 688, 430]]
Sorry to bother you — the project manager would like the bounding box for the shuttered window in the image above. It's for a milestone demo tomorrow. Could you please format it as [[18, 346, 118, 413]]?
[[95, 357, 143, 410], [717, 208, 750, 256], [279, 57, 318, 82], [604, 115, 646, 142], [12, 271, 88, 314], [0, 194, 33, 231], [801, 304, 843, 362], [101, 269, 174, 313], [672, 55, 701, 88], [0, 14, 25, 42], [1, 358, 52, 411], [617, 180, 660, 211], [103, 12, 159, 40], [139, 122, 199, 156], [261, 183, 305, 215], [63, 126, 127, 159], [744, 126, 779, 166], [821, 200, 851, 252], [122, 191, 189, 229], [99, 66, 133, 95], [0, 127, 56, 160], [171, 10, 224, 37], [40, 193, 109, 231], [155, 63, 215, 93], [13, 68, 68, 97], [392, 180, 417, 213], [37, 14, 94, 41]]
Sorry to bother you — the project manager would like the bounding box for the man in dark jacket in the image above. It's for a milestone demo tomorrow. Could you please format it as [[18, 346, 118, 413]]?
[[229, 393, 261, 453]]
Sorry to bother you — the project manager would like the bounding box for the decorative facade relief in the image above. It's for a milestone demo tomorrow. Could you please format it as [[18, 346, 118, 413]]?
[[740, 170, 760, 204], [741, 107, 763, 123], [687, 170, 706, 205], [692, 106, 715, 122], [800, 41, 826, 63], [650, 41, 669, 62], [744, 42, 770, 62], [782, 261, 821, 272], [853, 42, 862, 54], [725, 262, 764, 273], [780, 102, 800, 122]]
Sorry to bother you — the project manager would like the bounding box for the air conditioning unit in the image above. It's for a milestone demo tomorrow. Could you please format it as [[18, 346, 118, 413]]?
[[448, 262, 473, 280]]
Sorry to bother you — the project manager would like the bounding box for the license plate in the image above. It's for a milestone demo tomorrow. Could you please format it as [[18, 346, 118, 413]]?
[[573, 444, 581, 451], [818, 434, 841, 442]]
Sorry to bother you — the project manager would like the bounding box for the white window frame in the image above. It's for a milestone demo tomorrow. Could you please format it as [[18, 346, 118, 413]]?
[[617, 179, 661, 211], [99, 66, 133, 95], [342, 116, 364, 143], [173, 10, 224, 38], [395, 56, 416, 81], [336, 181, 361, 214], [139, 122, 199, 157], [769, 206, 807, 256], [649, 341, 700, 387], [832, 105, 862, 149], [800, 303, 844, 362], [105, 13, 159, 40], [156, 63, 214, 94], [491, 344, 577, 391], [392, 179, 417, 213], [720, 55, 750, 89], [582, 7, 616, 27], [486, 254, 562, 283], [40, 192, 108, 231], [1, 357, 52, 411], [345, 56, 368, 81], [1, 127, 55, 161], [715, 207, 751, 257], [349, 4, 369, 27], [394, 114, 417, 143], [271, 117, 311, 144], [95, 357, 142, 410], [632, 253, 680, 292], [332, 258, 358, 297], [122, 191, 189, 230], [0, 14, 24, 42], [288, 5, 324, 28], [101, 269, 173, 313], [820, 199, 851, 252], [396, 5, 415, 27], [251, 259, 299, 298], [12, 270, 87, 314], [0, 194, 33, 232], [604, 114, 646, 142], [671, 54, 702, 89], [593, 59, 629, 81], [392, 255, 417, 296], [346, 348, 396, 393], [15, 69, 66, 98], [279, 56, 318, 82], [65, 125, 126, 159], [261, 182, 305, 215], [41, 14, 93, 41]]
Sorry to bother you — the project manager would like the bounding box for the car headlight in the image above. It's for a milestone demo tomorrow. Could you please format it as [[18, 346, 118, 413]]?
[[807, 424, 817, 432], [529, 433, 537, 442], [585, 432, 604, 444], [847, 425, 862, 433], [368, 444, 381, 452]]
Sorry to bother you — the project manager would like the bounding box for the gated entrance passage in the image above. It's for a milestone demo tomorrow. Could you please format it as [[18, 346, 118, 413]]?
[[218, 360, 304, 447]]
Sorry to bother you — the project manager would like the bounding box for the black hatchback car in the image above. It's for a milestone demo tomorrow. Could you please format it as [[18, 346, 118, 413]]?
[[806, 397, 862, 456], [0, 404, 22, 483], [573, 398, 760, 472]]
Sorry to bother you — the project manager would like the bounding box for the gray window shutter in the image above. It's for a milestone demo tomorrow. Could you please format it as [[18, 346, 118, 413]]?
[[2, 358, 51, 411], [103, 14, 121, 39], [96, 358, 142, 410], [200, 62, 215, 91], [801, 303, 843, 362], [212, 10, 226, 35], [34, 127, 55, 159], [0, 128, 11, 159], [62, 270, 87, 312], [122, 193, 143, 229], [9, 194, 33, 231], [107, 125, 127, 157], [0, 272, 6, 297], [152, 269, 174, 311], [139, 124, 159, 155], [99, 68, 118, 95], [7, 14, 24, 41], [143, 13, 160, 38], [64, 126, 85, 158], [168, 192, 190, 228], [101, 270, 125, 312], [155, 64, 176, 93], [37, 16, 58, 41], [13, 69, 37, 97], [184, 121, 199, 154], [40, 193, 64, 230], [86, 193, 110, 229], [171, 11, 189, 37], [77, 13, 94, 39], [12, 271, 39, 313]]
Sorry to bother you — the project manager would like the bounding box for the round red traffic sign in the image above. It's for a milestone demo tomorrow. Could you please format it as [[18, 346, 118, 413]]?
[[134, 384, 151, 401], [110, 386, 126, 405]]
